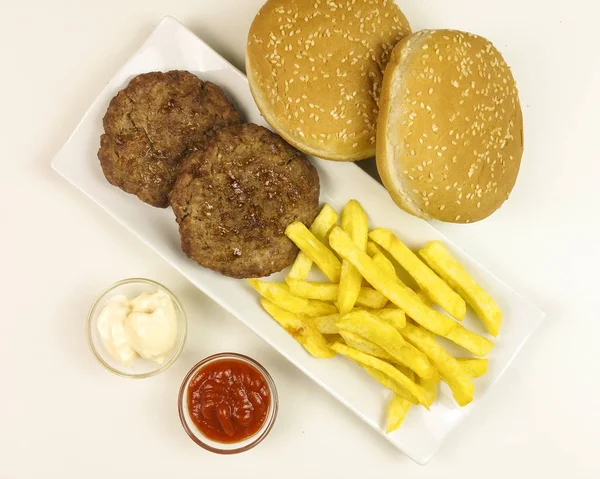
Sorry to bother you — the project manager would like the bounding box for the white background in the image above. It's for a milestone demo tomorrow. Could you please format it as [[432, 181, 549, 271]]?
[[1, 0, 598, 477]]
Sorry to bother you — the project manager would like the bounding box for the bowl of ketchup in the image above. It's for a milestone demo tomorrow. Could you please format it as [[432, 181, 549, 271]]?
[[178, 353, 278, 453]]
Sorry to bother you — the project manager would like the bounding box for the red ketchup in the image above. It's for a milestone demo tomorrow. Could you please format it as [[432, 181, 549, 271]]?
[[187, 359, 270, 442]]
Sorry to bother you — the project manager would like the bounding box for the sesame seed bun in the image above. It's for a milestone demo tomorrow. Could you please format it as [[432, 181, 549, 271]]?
[[377, 30, 524, 223], [246, 0, 411, 161]]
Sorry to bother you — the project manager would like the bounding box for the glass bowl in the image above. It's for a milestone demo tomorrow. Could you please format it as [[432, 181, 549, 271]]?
[[87, 278, 187, 378], [178, 353, 278, 454]]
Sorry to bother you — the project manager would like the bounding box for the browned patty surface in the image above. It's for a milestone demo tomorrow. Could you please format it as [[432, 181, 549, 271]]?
[[170, 123, 320, 278], [98, 71, 241, 207]]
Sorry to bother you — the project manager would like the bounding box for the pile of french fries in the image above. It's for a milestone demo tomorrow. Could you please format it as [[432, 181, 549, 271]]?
[[249, 201, 502, 433]]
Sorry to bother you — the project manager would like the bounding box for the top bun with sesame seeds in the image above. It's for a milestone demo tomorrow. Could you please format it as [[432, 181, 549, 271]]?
[[377, 29, 524, 223], [246, 0, 411, 162]]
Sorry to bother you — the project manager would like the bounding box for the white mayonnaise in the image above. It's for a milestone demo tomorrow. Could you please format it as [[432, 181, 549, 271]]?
[[97, 291, 178, 366]]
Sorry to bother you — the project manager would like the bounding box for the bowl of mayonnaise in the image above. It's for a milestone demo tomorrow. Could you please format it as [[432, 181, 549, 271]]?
[[87, 278, 187, 378]]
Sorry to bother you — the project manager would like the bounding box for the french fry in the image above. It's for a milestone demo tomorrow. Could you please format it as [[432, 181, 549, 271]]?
[[338, 200, 369, 314], [287, 204, 338, 281], [370, 229, 466, 321], [356, 288, 388, 309], [309, 314, 340, 335], [341, 331, 437, 382], [371, 251, 397, 278], [386, 395, 413, 433], [368, 242, 398, 283], [445, 323, 494, 357], [247, 201, 502, 427], [396, 365, 416, 382], [370, 308, 406, 330], [342, 200, 369, 245], [328, 227, 457, 336], [339, 330, 393, 360], [329, 342, 432, 408], [339, 261, 360, 311], [401, 323, 474, 406], [457, 358, 488, 378], [286, 279, 387, 309], [419, 369, 440, 405], [420, 241, 502, 336], [261, 299, 335, 358], [365, 241, 391, 288], [385, 367, 414, 434], [287, 279, 338, 301], [325, 333, 343, 343], [367, 240, 397, 273], [416, 289, 433, 306], [366, 241, 383, 257], [338, 310, 435, 379], [361, 366, 418, 405], [248, 280, 337, 317], [286, 222, 341, 282]]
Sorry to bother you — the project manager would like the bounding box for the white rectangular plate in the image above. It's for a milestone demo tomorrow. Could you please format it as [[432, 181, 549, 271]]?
[[52, 16, 544, 465]]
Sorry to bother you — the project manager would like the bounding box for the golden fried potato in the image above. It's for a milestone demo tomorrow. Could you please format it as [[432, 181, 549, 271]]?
[[420, 240, 502, 336], [341, 331, 429, 380], [339, 330, 392, 360], [338, 200, 369, 314], [342, 200, 369, 246], [286, 222, 342, 282], [287, 204, 338, 281], [416, 289, 433, 307], [457, 358, 488, 378], [324, 333, 343, 343], [370, 229, 466, 321], [356, 288, 388, 309], [366, 241, 395, 288], [330, 342, 432, 408], [445, 323, 494, 357], [328, 227, 457, 335], [369, 246, 397, 276], [309, 314, 341, 335], [401, 323, 474, 406], [338, 310, 435, 379], [386, 395, 413, 433], [362, 366, 418, 404], [370, 308, 406, 330], [287, 279, 387, 309], [366, 241, 384, 257], [339, 261, 361, 312], [287, 279, 338, 301], [419, 369, 440, 405], [248, 280, 337, 317], [261, 299, 335, 358], [372, 252, 397, 277]]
